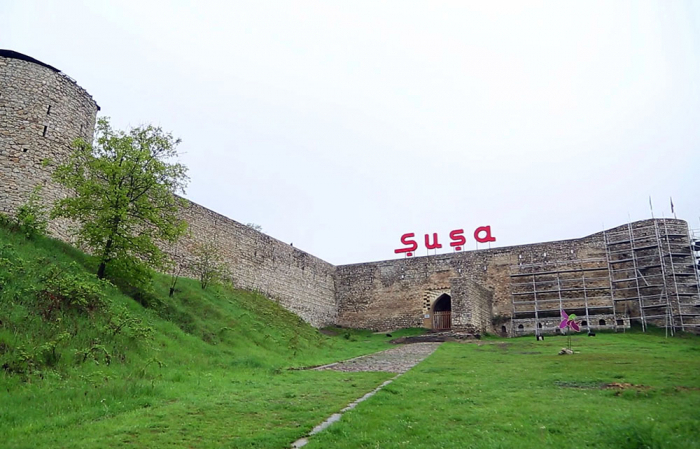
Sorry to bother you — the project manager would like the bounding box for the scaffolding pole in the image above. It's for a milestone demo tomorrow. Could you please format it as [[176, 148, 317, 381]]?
[[531, 255, 540, 336], [653, 220, 674, 336], [628, 222, 647, 331], [661, 219, 685, 331], [687, 227, 700, 314], [604, 230, 620, 332], [582, 272, 591, 332]]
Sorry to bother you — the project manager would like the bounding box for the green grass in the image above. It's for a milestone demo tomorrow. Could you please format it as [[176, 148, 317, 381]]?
[[306, 331, 700, 449], [2, 223, 700, 448], [0, 224, 418, 448]]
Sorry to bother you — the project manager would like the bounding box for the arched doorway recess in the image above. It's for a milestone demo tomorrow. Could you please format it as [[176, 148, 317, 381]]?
[[432, 293, 452, 330]]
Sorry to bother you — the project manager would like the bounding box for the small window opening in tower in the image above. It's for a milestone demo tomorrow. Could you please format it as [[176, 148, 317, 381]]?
[[42, 125, 47, 137], [599, 319, 606, 326], [518, 324, 524, 330], [46, 105, 51, 115], [616, 319, 624, 326], [501, 325, 507, 334]]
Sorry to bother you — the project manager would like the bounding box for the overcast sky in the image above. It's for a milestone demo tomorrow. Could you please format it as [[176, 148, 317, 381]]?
[[3, 1, 699, 265]]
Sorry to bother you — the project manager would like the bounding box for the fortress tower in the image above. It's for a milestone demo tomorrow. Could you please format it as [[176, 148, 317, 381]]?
[[0, 50, 99, 237], [0, 50, 339, 328]]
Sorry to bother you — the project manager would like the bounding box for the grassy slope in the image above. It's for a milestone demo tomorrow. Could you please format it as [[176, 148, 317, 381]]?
[[308, 331, 700, 449], [0, 226, 419, 448]]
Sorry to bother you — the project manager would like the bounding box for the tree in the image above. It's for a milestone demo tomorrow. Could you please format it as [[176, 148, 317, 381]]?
[[167, 263, 183, 297], [52, 118, 189, 281], [246, 223, 262, 232], [191, 241, 230, 289]]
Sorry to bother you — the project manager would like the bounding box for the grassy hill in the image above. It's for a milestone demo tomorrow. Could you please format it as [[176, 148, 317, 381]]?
[[0, 222, 416, 448], [4, 222, 699, 449]]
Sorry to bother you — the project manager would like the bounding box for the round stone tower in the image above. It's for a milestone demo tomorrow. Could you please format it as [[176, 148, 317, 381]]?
[[0, 50, 99, 237]]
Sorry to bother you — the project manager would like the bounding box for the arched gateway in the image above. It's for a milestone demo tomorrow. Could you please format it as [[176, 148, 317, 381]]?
[[432, 293, 452, 330]]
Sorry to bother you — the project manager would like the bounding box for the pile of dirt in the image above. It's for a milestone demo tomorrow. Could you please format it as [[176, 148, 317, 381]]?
[[391, 331, 480, 344], [603, 382, 651, 391]]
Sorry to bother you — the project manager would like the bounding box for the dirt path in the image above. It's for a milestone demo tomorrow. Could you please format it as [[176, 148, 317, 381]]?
[[314, 342, 442, 373]]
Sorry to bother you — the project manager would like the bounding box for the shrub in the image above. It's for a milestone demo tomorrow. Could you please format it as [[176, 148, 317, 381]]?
[[0, 249, 25, 289], [105, 255, 154, 291], [1, 332, 70, 376], [191, 241, 230, 289], [0, 212, 12, 228], [105, 307, 154, 340], [75, 343, 112, 366], [15, 186, 48, 239], [35, 264, 108, 319]]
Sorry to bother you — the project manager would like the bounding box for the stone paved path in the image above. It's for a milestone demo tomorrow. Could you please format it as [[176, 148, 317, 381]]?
[[292, 343, 442, 448], [314, 342, 442, 373]]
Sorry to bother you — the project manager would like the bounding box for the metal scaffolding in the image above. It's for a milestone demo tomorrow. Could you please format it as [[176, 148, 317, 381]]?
[[508, 219, 700, 336], [509, 256, 622, 335], [604, 219, 700, 333]]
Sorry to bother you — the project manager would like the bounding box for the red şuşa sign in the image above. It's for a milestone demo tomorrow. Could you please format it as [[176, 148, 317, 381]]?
[[395, 226, 496, 257]]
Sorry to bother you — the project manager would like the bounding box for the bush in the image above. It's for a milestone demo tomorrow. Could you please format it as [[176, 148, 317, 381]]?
[[0, 245, 27, 293], [105, 307, 154, 340], [75, 343, 112, 366], [1, 332, 70, 376], [15, 186, 48, 239], [35, 264, 108, 320], [0, 212, 12, 228], [191, 241, 230, 289], [105, 255, 154, 291]]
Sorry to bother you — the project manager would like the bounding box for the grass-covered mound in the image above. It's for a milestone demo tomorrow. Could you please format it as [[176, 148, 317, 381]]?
[[0, 223, 420, 448]]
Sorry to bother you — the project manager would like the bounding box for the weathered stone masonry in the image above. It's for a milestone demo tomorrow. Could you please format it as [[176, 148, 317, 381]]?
[[0, 50, 337, 328], [2, 50, 699, 333], [0, 51, 99, 238], [335, 219, 700, 334], [170, 199, 337, 327], [334, 232, 607, 332]]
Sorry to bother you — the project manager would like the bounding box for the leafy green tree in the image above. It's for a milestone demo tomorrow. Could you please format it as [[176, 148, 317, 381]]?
[[52, 118, 189, 281]]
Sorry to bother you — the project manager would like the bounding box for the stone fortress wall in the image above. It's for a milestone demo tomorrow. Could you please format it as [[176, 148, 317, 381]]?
[[334, 230, 608, 332], [0, 50, 337, 328], [0, 51, 99, 238], [2, 50, 699, 334], [337, 218, 700, 335], [171, 200, 337, 327]]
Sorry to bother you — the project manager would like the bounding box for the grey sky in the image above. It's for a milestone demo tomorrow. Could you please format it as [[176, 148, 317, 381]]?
[[3, 1, 699, 265]]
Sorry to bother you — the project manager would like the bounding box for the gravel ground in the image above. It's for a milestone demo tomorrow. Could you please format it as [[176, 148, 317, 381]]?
[[315, 343, 442, 373]]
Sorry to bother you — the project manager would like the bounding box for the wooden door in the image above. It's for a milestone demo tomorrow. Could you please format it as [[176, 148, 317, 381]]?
[[433, 311, 451, 330]]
